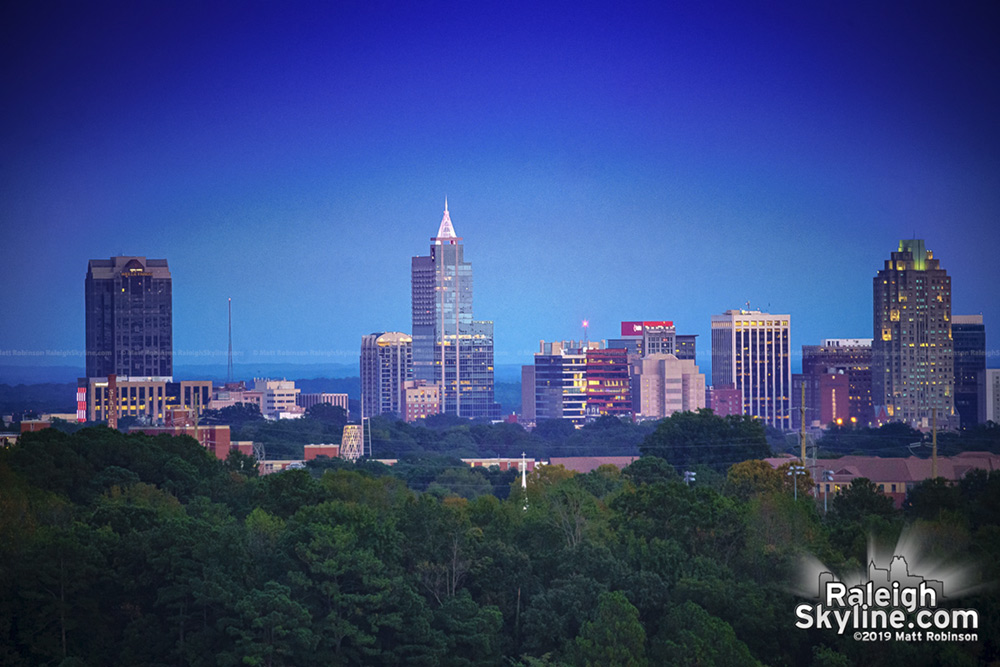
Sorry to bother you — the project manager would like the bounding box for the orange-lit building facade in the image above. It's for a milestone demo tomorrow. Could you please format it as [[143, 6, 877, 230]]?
[[585, 347, 632, 418]]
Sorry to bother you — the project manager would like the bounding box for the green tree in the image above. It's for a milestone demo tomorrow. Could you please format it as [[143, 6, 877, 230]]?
[[222, 581, 315, 667], [572, 590, 647, 667], [640, 410, 770, 471], [833, 477, 895, 522], [650, 601, 760, 666], [725, 459, 782, 500]]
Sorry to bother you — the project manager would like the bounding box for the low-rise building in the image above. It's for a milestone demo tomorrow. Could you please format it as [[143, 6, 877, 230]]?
[[765, 451, 1000, 507], [297, 393, 349, 417], [254, 378, 304, 419], [402, 380, 440, 422]]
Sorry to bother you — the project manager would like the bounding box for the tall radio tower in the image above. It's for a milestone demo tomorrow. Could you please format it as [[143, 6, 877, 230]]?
[[227, 298, 234, 384]]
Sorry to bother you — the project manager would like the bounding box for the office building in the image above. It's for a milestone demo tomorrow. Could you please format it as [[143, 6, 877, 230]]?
[[800, 338, 873, 427], [86, 256, 172, 380], [792, 372, 850, 428], [986, 369, 1000, 424], [297, 393, 349, 417], [253, 378, 303, 419], [631, 354, 705, 420], [952, 315, 986, 428], [411, 201, 500, 419], [706, 384, 742, 418], [80, 377, 211, 424], [209, 386, 263, 412], [520, 365, 536, 422], [585, 347, 632, 418], [131, 409, 252, 460], [675, 334, 697, 361], [711, 309, 791, 429], [361, 332, 412, 418], [533, 341, 592, 425], [402, 380, 441, 422], [872, 240, 955, 428], [611, 321, 675, 356]]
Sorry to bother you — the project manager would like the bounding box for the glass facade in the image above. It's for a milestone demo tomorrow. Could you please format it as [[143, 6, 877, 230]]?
[[86, 257, 172, 380], [711, 310, 791, 429], [411, 205, 500, 419], [360, 332, 412, 418]]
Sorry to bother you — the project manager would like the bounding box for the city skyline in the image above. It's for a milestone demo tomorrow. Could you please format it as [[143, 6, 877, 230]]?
[[2, 2, 998, 378]]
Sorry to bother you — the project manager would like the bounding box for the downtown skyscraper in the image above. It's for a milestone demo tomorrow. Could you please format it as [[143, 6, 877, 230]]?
[[360, 332, 412, 418], [711, 309, 791, 429], [411, 202, 500, 419], [873, 240, 955, 428], [85, 256, 172, 380]]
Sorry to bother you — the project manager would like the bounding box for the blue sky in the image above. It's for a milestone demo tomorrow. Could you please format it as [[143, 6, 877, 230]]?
[[2, 0, 998, 380]]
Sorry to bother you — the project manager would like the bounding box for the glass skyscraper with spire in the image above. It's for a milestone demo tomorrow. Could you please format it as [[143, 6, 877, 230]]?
[[411, 201, 500, 419]]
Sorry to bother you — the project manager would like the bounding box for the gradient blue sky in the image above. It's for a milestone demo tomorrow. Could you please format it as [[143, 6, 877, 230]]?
[[2, 0, 998, 380]]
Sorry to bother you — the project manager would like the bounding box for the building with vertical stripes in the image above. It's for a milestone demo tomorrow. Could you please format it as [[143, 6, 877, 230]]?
[[411, 201, 500, 419], [711, 309, 791, 429], [360, 332, 412, 418]]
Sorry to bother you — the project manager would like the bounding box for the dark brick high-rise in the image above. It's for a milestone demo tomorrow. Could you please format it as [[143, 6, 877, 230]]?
[[86, 256, 172, 379]]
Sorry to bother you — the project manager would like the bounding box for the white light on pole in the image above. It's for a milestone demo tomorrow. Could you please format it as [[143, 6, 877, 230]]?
[[787, 465, 806, 501]]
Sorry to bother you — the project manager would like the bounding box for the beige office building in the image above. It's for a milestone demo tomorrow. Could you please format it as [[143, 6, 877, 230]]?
[[711, 309, 792, 429], [631, 353, 706, 420]]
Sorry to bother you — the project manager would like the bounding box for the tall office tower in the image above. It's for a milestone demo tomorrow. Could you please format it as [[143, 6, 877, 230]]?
[[533, 341, 591, 425], [86, 256, 172, 380], [952, 315, 986, 428], [411, 201, 500, 419], [360, 332, 412, 418], [711, 309, 791, 429], [872, 240, 955, 428], [801, 338, 873, 426], [631, 354, 706, 420], [585, 347, 632, 418]]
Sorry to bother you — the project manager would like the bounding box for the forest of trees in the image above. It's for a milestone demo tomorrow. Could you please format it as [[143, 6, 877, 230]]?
[[2, 423, 999, 666]]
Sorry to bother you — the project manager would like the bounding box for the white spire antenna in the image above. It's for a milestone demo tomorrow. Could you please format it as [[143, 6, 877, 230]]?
[[435, 198, 457, 239]]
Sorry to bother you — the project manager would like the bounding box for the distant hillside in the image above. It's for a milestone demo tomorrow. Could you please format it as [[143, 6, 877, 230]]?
[[0, 383, 77, 415]]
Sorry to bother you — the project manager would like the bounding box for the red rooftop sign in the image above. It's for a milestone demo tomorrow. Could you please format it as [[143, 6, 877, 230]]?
[[621, 321, 674, 336]]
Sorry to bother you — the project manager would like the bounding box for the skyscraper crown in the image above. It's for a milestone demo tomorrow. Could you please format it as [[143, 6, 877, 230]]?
[[435, 198, 457, 239]]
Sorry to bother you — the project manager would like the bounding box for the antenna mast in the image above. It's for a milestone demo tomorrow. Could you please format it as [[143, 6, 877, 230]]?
[[227, 298, 234, 384]]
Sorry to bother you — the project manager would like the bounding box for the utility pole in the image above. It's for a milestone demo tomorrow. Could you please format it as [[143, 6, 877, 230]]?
[[800, 382, 807, 466], [931, 408, 938, 479]]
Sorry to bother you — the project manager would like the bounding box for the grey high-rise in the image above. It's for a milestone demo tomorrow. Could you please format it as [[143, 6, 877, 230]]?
[[360, 332, 412, 418], [872, 240, 955, 428], [86, 256, 172, 380], [411, 201, 500, 419], [952, 315, 986, 429]]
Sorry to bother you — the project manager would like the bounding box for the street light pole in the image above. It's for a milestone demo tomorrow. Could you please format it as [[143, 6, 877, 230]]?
[[823, 470, 834, 514], [787, 465, 805, 501]]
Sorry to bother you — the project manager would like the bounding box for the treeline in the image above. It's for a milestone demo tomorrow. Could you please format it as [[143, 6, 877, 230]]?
[[816, 422, 1000, 458], [208, 403, 778, 464], [2, 425, 999, 665]]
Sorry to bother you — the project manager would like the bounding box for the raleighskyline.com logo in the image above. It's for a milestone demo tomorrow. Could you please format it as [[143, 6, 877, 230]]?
[[793, 528, 983, 643]]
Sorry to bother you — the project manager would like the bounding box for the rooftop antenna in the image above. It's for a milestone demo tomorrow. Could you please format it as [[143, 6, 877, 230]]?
[[227, 298, 234, 384], [582, 319, 589, 347]]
